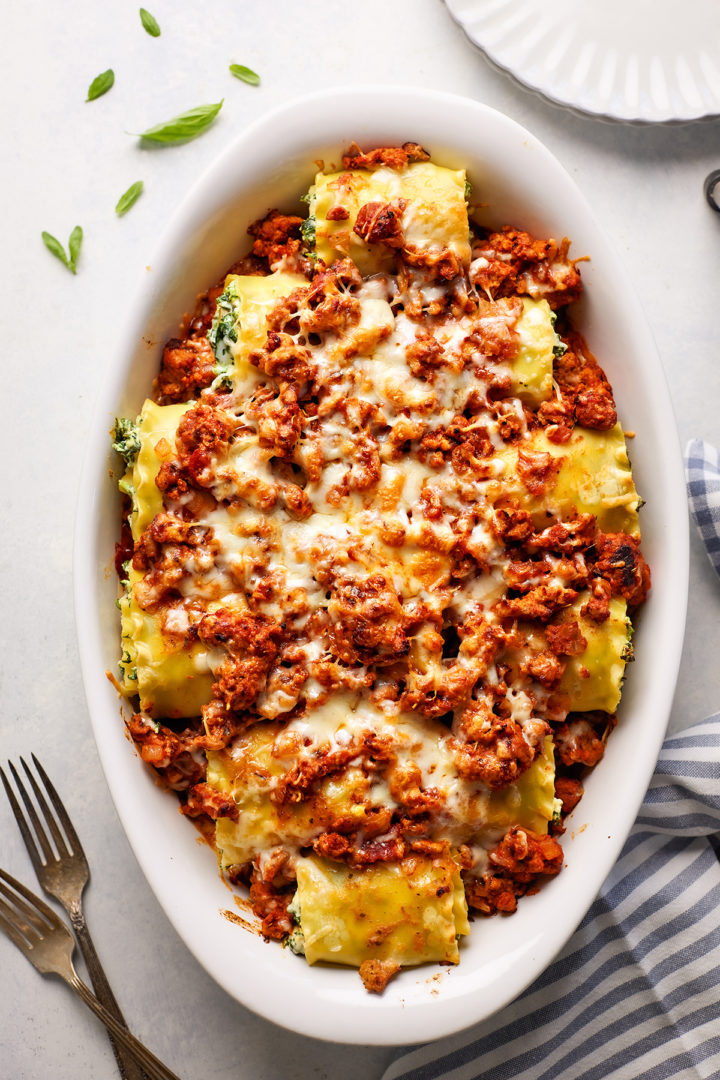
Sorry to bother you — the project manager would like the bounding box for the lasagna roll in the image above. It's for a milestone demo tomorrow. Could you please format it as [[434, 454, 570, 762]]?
[[558, 596, 630, 713], [509, 298, 562, 406], [311, 161, 471, 275], [123, 399, 193, 541], [119, 568, 213, 718], [490, 423, 641, 537], [118, 399, 215, 715], [209, 270, 306, 391], [484, 736, 557, 836], [288, 855, 470, 968], [505, 600, 631, 716]]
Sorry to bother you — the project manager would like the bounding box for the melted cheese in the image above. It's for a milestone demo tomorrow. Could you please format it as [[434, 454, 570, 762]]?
[[210, 271, 305, 393], [120, 569, 213, 718], [312, 162, 471, 275], [117, 151, 647, 980], [210, 695, 557, 870], [489, 423, 641, 535]]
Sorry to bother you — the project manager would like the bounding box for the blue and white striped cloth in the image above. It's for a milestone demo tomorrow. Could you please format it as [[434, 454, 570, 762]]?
[[687, 439, 720, 577], [383, 445, 720, 1080]]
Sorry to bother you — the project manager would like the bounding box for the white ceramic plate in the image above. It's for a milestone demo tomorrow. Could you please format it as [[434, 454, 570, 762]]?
[[445, 0, 720, 122], [74, 86, 688, 1046]]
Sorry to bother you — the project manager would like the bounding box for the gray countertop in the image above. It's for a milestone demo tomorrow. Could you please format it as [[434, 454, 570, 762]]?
[[1, 1, 719, 1076]]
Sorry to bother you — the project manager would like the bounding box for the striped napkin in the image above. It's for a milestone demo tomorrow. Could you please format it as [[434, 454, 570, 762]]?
[[382, 444, 720, 1080], [687, 439, 720, 576]]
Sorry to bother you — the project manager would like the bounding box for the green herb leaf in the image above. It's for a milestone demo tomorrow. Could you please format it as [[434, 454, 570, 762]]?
[[207, 280, 241, 390], [41, 231, 70, 270], [115, 180, 144, 216], [301, 216, 316, 247], [464, 178, 472, 201], [207, 282, 239, 355], [87, 69, 115, 101], [68, 226, 83, 272], [138, 100, 223, 144], [120, 559, 132, 592], [287, 892, 301, 922], [622, 620, 635, 662], [139, 8, 161, 36], [113, 418, 141, 465], [286, 928, 305, 955], [118, 475, 138, 515], [229, 64, 260, 86], [41, 227, 82, 274]]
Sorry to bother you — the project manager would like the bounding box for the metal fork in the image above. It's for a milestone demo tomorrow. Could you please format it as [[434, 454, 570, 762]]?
[[0, 867, 181, 1080], [1, 756, 145, 1080]]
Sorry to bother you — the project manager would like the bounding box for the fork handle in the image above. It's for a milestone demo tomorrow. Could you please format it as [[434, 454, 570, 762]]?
[[68, 906, 146, 1080], [68, 973, 182, 1080]]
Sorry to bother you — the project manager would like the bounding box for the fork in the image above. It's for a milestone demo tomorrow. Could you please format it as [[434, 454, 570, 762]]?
[[0, 867, 181, 1080], [1, 756, 145, 1080]]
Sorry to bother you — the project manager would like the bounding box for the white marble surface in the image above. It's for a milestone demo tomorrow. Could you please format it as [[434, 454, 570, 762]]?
[[1, 1, 719, 1077]]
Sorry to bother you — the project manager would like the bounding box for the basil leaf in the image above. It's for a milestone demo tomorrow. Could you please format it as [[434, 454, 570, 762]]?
[[115, 180, 144, 216], [42, 227, 82, 274], [68, 226, 83, 273], [138, 100, 223, 143], [139, 8, 161, 36], [41, 232, 70, 270], [229, 64, 260, 86], [87, 68, 115, 102]]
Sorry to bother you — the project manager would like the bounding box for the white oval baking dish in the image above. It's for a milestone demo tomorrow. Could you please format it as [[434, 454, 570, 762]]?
[[74, 86, 688, 1046]]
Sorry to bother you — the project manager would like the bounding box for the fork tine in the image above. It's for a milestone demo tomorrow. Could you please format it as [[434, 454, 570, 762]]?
[[30, 754, 84, 858], [20, 757, 71, 860], [7, 761, 56, 865], [0, 766, 43, 875], [0, 867, 62, 926], [0, 872, 55, 933], [0, 889, 44, 945], [0, 903, 36, 953]]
